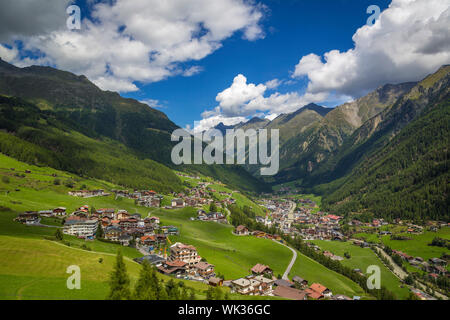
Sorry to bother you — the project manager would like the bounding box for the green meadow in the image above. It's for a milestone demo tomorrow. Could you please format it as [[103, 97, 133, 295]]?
[[0, 152, 369, 299], [311, 240, 410, 299]]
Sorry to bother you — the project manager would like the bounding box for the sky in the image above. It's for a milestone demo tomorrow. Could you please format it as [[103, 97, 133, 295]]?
[[0, 0, 449, 132]]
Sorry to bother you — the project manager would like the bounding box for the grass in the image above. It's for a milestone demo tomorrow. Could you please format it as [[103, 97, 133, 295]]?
[[311, 240, 410, 299], [0, 153, 368, 299]]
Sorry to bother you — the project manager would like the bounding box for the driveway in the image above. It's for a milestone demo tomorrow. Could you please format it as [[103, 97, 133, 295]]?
[[272, 240, 297, 280]]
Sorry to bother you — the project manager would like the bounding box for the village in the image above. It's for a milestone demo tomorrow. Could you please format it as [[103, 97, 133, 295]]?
[[12, 177, 449, 300]]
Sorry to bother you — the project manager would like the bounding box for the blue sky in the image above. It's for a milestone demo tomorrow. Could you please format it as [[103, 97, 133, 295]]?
[[121, 0, 390, 128], [1, 0, 448, 131]]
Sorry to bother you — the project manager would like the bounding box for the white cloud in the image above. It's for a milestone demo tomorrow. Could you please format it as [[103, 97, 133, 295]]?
[[193, 115, 246, 133], [265, 78, 282, 89], [293, 0, 450, 97], [139, 98, 166, 109], [0, 0, 265, 92], [194, 74, 335, 132]]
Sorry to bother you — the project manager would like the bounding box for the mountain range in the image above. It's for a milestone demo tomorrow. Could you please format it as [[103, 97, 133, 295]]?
[[0, 57, 448, 220]]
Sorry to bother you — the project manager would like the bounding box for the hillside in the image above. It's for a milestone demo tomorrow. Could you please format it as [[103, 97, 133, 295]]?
[[273, 82, 416, 183], [317, 66, 450, 221], [0, 59, 268, 194]]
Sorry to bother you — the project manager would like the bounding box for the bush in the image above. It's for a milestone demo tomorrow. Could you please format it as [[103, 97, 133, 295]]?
[[53, 178, 61, 185], [1, 176, 10, 184], [64, 180, 75, 188]]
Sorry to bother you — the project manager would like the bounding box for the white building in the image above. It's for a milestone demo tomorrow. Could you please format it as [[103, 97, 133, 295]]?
[[63, 219, 98, 238]]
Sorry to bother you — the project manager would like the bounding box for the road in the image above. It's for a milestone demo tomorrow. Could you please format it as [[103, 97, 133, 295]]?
[[374, 246, 448, 300], [272, 239, 297, 280]]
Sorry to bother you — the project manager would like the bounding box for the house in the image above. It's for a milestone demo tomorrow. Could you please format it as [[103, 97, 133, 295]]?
[[208, 277, 223, 287], [193, 261, 215, 278], [251, 263, 273, 276], [104, 225, 122, 241], [309, 283, 332, 297], [235, 225, 249, 235], [15, 212, 39, 224], [157, 259, 187, 276], [38, 210, 54, 217], [292, 276, 308, 288], [171, 198, 185, 208], [305, 288, 323, 300], [273, 285, 307, 300], [231, 278, 253, 295], [118, 234, 133, 246], [63, 218, 98, 238], [170, 243, 201, 269], [429, 258, 447, 267], [53, 207, 66, 216], [333, 294, 352, 300], [274, 279, 295, 288]]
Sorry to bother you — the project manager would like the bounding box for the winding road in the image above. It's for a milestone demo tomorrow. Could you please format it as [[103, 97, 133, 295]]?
[[272, 240, 297, 280]]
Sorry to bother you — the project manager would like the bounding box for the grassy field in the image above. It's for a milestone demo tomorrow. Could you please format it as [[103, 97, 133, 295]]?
[[0, 153, 368, 299], [311, 240, 410, 299]]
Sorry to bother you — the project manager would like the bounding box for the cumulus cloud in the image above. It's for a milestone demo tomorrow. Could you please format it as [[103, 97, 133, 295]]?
[[194, 74, 333, 132], [0, 0, 265, 92], [293, 0, 450, 97]]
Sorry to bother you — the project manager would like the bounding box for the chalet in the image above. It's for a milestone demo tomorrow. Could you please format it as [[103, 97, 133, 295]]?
[[292, 276, 308, 288], [235, 225, 249, 235], [309, 283, 332, 298], [231, 278, 253, 295], [52, 207, 66, 216], [119, 218, 138, 230], [208, 277, 223, 287], [171, 198, 185, 208], [117, 210, 129, 220], [273, 285, 307, 300], [251, 264, 273, 276], [38, 210, 53, 217], [104, 225, 122, 241], [193, 261, 215, 278], [429, 258, 447, 267], [157, 260, 187, 276], [274, 279, 295, 288], [15, 212, 39, 224], [118, 234, 133, 246]]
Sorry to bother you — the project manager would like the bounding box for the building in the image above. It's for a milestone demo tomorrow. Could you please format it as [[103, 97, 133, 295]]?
[[273, 286, 307, 300], [251, 263, 273, 276], [169, 243, 201, 269], [53, 207, 67, 216], [15, 212, 39, 224], [292, 276, 308, 288], [208, 277, 223, 287], [193, 261, 215, 278], [235, 225, 249, 235], [104, 225, 122, 241], [157, 260, 187, 276], [63, 218, 98, 238], [309, 283, 332, 298], [171, 198, 185, 208]]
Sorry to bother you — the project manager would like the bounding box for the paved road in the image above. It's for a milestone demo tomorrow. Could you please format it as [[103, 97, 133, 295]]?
[[272, 240, 297, 280]]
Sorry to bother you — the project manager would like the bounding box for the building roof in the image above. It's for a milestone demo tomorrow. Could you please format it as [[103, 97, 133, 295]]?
[[195, 261, 214, 270], [251, 263, 271, 274], [166, 259, 187, 267], [273, 286, 307, 300], [274, 279, 294, 288], [209, 277, 222, 284], [305, 288, 323, 299], [309, 283, 328, 294], [232, 278, 251, 287], [292, 276, 307, 283]]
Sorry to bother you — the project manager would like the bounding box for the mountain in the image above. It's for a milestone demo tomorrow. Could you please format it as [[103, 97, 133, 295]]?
[[0, 59, 269, 193], [273, 82, 417, 183], [317, 65, 450, 221]]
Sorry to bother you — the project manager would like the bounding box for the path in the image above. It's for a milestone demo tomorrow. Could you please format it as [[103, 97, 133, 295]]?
[[272, 239, 297, 280]]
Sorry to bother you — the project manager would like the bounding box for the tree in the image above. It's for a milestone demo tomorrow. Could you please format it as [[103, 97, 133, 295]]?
[[133, 261, 158, 300], [53, 178, 61, 185], [2, 176, 10, 184], [209, 202, 217, 212], [54, 228, 64, 241], [96, 225, 104, 239], [107, 250, 131, 300]]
